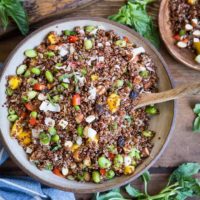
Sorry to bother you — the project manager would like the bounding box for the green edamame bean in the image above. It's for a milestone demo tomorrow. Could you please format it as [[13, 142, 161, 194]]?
[[114, 154, 123, 167], [48, 127, 57, 135], [64, 30, 75, 36], [98, 156, 111, 169], [128, 148, 141, 160], [17, 65, 27, 75], [83, 172, 90, 182], [142, 130, 153, 137], [114, 80, 124, 88], [139, 70, 149, 78], [24, 70, 31, 78], [31, 67, 41, 75], [92, 171, 101, 183], [77, 125, 83, 137], [84, 39, 93, 50], [106, 170, 115, 179], [7, 114, 18, 122], [51, 134, 60, 142], [8, 108, 16, 115], [27, 91, 37, 100], [61, 83, 69, 89], [45, 70, 54, 83], [85, 25, 95, 33], [30, 111, 37, 118], [145, 105, 158, 115], [115, 40, 127, 47], [6, 88, 13, 96], [39, 133, 51, 145], [21, 95, 28, 102], [132, 160, 137, 166], [45, 51, 55, 58], [81, 68, 87, 76], [74, 105, 80, 111], [25, 49, 37, 58]]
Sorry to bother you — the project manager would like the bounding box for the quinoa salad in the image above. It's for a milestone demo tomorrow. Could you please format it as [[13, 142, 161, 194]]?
[[5, 25, 158, 183], [169, 0, 200, 63]]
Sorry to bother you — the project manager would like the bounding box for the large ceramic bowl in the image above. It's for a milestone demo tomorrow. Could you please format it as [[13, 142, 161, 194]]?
[[0, 17, 176, 193]]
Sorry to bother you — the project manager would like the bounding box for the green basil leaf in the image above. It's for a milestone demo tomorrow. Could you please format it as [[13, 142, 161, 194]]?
[[96, 189, 128, 200], [0, 5, 9, 29], [168, 163, 200, 185], [125, 184, 145, 197], [142, 171, 151, 183], [1, 0, 29, 35], [193, 104, 200, 114], [193, 116, 200, 132]]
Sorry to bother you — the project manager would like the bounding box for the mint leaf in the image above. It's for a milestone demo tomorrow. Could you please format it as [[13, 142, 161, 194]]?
[[125, 184, 145, 197], [108, 0, 160, 47], [193, 116, 200, 132], [169, 163, 200, 185], [193, 104, 200, 114], [0, 0, 29, 35]]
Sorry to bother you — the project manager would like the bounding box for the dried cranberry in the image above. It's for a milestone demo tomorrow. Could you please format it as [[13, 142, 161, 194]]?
[[117, 136, 125, 147], [129, 90, 139, 99]]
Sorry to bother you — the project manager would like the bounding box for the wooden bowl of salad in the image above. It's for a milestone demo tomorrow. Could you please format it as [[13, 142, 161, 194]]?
[[159, 0, 200, 71], [0, 17, 176, 193]]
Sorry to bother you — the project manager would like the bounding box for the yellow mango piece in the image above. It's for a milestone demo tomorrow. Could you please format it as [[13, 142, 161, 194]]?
[[11, 120, 23, 137], [70, 144, 79, 152], [91, 74, 99, 81], [87, 135, 99, 144], [187, 0, 197, 5], [194, 42, 200, 54], [11, 120, 31, 146], [124, 166, 135, 175], [8, 76, 22, 90], [48, 33, 58, 45], [107, 93, 121, 113]]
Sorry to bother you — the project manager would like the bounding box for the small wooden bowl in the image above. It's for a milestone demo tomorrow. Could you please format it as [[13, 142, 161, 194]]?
[[159, 0, 200, 71], [0, 17, 176, 193]]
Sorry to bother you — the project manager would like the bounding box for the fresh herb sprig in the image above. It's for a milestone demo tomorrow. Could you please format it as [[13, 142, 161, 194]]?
[[96, 163, 200, 200], [0, 0, 29, 35], [108, 0, 160, 48], [193, 104, 200, 132]]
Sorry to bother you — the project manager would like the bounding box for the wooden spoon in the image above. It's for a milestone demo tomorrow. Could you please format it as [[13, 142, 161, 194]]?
[[135, 82, 200, 109]]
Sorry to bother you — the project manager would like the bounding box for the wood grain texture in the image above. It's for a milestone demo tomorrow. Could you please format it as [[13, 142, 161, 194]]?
[[159, 0, 200, 71], [136, 82, 200, 109], [0, 0, 200, 199], [0, 0, 98, 37]]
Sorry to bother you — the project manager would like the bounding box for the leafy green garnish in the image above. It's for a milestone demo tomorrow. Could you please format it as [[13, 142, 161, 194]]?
[[0, 0, 29, 35], [193, 104, 200, 132], [108, 0, 159, 48], [96, 163, 200, 200]]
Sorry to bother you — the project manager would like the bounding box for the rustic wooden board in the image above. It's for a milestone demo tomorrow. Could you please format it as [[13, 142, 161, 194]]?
[[0, 0, 98, 37], [0, 0, 200, 199]]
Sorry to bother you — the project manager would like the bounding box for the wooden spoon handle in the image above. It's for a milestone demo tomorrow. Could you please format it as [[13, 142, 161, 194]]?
[[135, 82, 200, 109]]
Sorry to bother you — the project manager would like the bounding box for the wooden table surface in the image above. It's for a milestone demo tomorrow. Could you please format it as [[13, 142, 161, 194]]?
[[0, 0, 200, 199]]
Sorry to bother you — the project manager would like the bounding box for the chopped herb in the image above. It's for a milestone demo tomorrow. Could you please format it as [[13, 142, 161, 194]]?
[[96, 163, 200, 200], [108, 0, 160, 48]]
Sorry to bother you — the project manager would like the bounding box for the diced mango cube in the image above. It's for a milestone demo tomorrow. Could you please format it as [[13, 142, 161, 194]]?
[[107, 93, 121, 113], [91, 74, 99, 81], [187, 0, 197, 5], [194, 42, 200, 54], [124, 166, 135, 175], [8, 76, 22, 90], [48, 33, 59, 44]]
